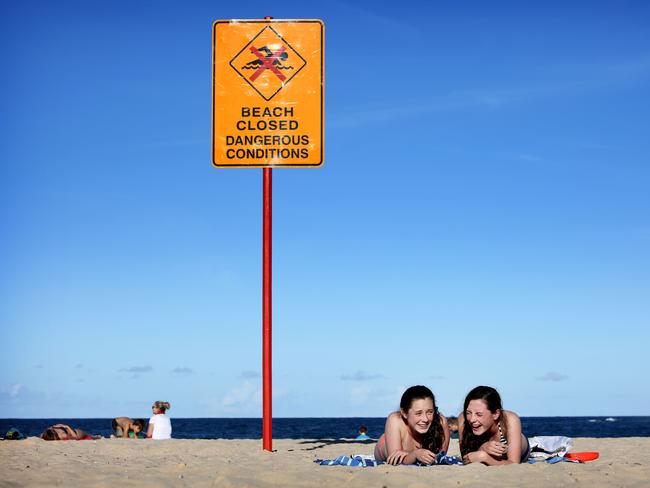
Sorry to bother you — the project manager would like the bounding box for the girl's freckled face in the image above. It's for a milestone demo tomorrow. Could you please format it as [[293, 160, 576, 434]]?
[[404, 398, 434, 434]]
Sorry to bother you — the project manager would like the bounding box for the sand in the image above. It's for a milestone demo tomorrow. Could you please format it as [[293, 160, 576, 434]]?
[[1, 437, 648, 487]]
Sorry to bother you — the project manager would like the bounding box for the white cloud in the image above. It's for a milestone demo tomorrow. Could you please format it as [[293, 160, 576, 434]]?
[[2, 383, 23, 398], [221, 381, 261, 414]]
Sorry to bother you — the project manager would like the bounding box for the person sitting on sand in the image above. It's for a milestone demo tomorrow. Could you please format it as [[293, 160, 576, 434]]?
[[374, 385, 450, 465], [446, 416, 459, 439], [147, 401, 172, 440], [458, 386, 530, 465], [41, 424, 93, 441], [356, 425, 370, 440], [112, 417, 146, 439]]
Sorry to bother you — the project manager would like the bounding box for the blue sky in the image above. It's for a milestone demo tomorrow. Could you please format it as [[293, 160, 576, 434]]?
[[1, 0, 649, 419]]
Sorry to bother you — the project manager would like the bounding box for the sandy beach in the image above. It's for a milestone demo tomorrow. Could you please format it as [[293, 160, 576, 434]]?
[[1, 437, 648, 487]]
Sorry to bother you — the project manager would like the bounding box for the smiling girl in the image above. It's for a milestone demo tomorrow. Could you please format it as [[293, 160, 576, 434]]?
[[458, 386, 530, 465], [374, 385, 450, 465]]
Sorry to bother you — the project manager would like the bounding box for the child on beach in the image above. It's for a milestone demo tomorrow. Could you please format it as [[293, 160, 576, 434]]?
[[112, 417, 145, 438], [147, 401, 172, 440], [374, 385, 450, 465], [458, 386, 530, 465]]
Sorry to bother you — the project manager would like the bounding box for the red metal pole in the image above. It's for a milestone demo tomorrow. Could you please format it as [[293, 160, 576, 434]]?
[[262, 14, 274, 454], [262, 167, 272, 451]]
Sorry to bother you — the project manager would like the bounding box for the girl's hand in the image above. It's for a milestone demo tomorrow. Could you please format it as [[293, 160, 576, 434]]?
[[387, 449, 409, 465], [462, 451, 487, 464], [480, 440, 508, 457], [414, 448, 436, 465]]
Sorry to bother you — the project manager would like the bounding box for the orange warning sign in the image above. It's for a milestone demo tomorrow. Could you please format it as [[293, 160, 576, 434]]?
[[212, 20, 324, 168]]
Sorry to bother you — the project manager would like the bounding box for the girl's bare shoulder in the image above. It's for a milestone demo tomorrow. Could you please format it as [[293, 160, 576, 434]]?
[[385, 411, 406, 428], [504, 410, 522, 425]]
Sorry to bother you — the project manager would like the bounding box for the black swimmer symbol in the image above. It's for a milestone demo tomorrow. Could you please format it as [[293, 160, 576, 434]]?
[[243, 45, 294, 82]]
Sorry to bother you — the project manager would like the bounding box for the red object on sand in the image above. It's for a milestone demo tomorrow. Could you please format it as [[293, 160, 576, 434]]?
[[565, 452, 600, 462]]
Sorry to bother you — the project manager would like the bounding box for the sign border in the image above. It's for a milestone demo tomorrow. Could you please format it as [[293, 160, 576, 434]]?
[[212, 19, 324, 168]]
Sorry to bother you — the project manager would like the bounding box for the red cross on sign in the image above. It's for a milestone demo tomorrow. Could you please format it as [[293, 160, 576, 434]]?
[[249, 45, 287, 82]]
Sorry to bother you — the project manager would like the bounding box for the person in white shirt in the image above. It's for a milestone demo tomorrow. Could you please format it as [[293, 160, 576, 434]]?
[[147, 401, 172, 440]]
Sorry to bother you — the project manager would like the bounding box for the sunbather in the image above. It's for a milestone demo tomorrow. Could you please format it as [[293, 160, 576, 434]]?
[[458, 386, 530, 465], [374, 385, 450, 465], [41, 424, 93, 441]]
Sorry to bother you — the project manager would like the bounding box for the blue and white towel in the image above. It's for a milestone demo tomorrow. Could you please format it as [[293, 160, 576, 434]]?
[[422, 451, 464, 465], [314, 451, 463, 467], [314, 455, 382, 467]]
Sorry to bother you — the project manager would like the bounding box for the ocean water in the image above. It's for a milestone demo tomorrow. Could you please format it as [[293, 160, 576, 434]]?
[[1, 416, 649, 440]]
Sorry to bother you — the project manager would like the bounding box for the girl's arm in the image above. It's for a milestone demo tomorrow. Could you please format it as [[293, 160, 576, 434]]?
[[399, 448, 436, 465], [146, 419, 154, 439], [383, 413, 408, 464]]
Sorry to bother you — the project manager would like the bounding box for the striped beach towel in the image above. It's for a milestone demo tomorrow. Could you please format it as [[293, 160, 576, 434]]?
[[314, 455, 382, 467], [314, 452, 463, 467]]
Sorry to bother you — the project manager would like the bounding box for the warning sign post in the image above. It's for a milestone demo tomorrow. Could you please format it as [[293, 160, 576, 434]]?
[[212, 18, 324, 453], [212, 19, 324, 167]]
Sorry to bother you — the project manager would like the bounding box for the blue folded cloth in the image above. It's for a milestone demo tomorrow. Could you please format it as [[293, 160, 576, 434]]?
[[314, 451, 463, 467], [428, 451, 464, 465], [529, 456, 578, 464], [314, 455, 382, 467]]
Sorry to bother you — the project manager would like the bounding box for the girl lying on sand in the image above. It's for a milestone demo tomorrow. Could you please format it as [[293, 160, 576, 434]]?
[[459, 385, 530, 465], [374, 385, 450, 465]]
